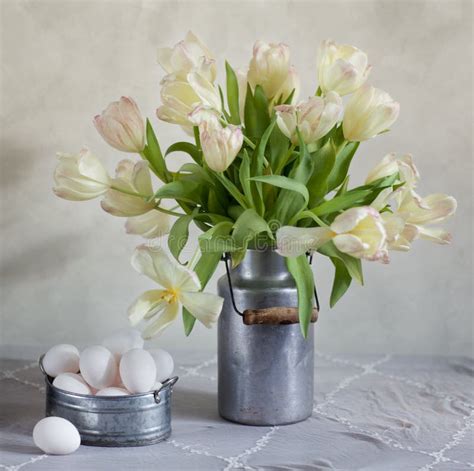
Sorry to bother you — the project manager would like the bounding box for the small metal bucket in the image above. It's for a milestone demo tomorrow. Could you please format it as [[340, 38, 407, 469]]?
[[39, 355, 178, 447], [217, 249, 317, 426]]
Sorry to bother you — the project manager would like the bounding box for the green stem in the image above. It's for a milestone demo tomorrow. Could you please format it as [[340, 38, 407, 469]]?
[[243, 135, 256, 150], [153, 205, 186, 217], [110, 185, 150, 199], [315, 86, 322, 97]]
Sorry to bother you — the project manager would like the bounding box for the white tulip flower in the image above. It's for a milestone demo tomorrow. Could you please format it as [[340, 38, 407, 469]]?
[[343, 85, 400, 142], [247, 40, 291, 100], [125, 210, 171, 239], [128, 246, 224, 338], [53, 148, 110, 201], [157, 31, 216, 82], [317, 40, 371, 96], [101, 160, 155, 217], [275, 92, 343, 145], [94, 97, 145, 153], [277, 206, 388, 262], [199, 119, 243, 173], [157, 59, 221, 128]]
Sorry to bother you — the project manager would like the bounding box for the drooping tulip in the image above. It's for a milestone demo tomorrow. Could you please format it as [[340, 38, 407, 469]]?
[[94, 97, 145, 153], [128, 246, 223, 338], [277, 206, 388, 262], [342, 85, 400, 142], [53, 148, 110, 201], [157, 31, 216, 82], [317, 40, 371, 96], [275, 92, 343, 145], [101, 160, 155, 217], [396, 192, 457, 245]]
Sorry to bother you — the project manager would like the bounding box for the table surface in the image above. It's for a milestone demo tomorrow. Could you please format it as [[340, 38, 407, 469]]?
[[1, 351, 473, 471]]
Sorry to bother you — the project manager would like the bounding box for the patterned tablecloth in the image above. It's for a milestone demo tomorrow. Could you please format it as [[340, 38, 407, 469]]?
[[1, 352, 473, 470]]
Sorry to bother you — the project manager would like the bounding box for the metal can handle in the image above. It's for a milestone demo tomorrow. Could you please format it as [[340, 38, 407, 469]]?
[[221, 253, 320, 316]]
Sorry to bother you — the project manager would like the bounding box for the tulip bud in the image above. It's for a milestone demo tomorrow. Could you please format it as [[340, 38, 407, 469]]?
[[247, 41, 291, 99], [275, 92, 343, 145], [94, 97, 145, 153], [101, 160, 155, 217], [317, 40, 371, 96], [342, 85, 400, 142], [53, 148, 110, 201], [157, 31, 216, 82], [200, 121, 243, 173]]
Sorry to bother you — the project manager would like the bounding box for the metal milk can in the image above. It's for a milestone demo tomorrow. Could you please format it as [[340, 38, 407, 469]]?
[[217, 248, 315, 425]]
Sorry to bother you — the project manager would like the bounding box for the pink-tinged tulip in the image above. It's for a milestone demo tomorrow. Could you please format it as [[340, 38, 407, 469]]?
[[157, 31, 216, 82], [277, 206, 388, 262], [101, 160, 155, 217], [317, 40, 371, 96], [94, 97, 145, 153], [247, 41, 291, 100], [125, 210, 171, 239], [53, 148, 110, 201], [128, 246, 223, 338], [275, 92, 343, 145], [343, 85, 400, 142], [199, 120, 243, 172]]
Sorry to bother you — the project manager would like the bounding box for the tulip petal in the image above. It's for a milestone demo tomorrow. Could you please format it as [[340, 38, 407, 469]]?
[[187, 71, 222, 111], [142, 302, 179, 339], [125, 210, 171, 239], [417, 226, 452, 245], [403, 194, 457, 225], [179, 291, 223, 328], [333, 234, 368, 255], [127, 289, 167, 326], [331, 206, 374, 234], [276, 226, 334, 257], [131, 245, 200, 292]]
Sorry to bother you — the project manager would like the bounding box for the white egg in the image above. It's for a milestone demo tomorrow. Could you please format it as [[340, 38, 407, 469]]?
[[42, 344, 80, 378], [119, 349, 156, 394], [53, 373, 92, 395], [150, 381, 163, 392], [96, 387, 129, 396], [148, 348, 174, 382], [102, 328, 144, 361], [33, 417, 81, 455], [79, 346, 117, 390]]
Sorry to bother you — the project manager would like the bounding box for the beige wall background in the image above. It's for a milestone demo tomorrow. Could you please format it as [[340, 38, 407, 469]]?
[[0, 0, 472, 358]]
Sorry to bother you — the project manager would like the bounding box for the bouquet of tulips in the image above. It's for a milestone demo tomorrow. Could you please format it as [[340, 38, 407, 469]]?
[[53, 32, 456, 338]]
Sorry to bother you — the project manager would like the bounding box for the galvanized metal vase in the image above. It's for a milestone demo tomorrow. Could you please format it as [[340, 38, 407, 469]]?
[[217, 248, 314, 426]]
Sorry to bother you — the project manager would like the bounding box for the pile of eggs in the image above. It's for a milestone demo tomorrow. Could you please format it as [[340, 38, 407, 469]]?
[[33, 328, 174, 455], [42, 328, 174, 395]]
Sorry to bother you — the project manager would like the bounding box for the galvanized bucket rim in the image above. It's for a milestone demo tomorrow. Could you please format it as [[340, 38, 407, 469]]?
[[39, 354, 178, 400]]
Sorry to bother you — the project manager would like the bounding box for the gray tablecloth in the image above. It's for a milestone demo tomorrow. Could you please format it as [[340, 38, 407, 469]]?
[[1, 352, 473, 470]]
